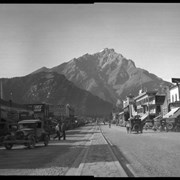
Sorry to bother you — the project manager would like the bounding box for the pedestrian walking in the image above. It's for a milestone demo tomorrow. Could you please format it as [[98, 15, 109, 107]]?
[[54, 123, 61, 140], [109, 112, 113, 128], [109, 119, 111, 128], [61, 121, 66, 140], [103, 120, 106, 125], [126, 121, 130, 134]]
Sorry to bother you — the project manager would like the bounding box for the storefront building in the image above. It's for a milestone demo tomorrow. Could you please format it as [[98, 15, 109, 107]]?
[[134, 90, 165, 120], [169, 85, 180, 110]]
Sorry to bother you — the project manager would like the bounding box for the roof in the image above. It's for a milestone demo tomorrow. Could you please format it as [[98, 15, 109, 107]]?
[[18, 119, 41, 124], [170, 108, 180, 119], [134, 90, 158, 101], [169, 84, 178, 90]]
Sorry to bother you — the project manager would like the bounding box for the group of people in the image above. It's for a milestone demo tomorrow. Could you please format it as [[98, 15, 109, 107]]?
[[53, 121, 66, 140]]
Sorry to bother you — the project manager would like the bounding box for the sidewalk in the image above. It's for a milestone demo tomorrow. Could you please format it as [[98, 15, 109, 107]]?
[[66, 125, 127, 177]]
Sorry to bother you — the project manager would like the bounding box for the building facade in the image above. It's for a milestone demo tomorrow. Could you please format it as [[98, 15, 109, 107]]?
[[134, 90, 165, 119], [168, 85, 180, 110], [170, 85, 179, 103]]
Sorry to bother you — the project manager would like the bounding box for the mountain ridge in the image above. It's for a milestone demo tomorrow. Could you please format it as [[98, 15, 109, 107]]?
[[32, 48, 171, 104], [0, 71, 113, 116]]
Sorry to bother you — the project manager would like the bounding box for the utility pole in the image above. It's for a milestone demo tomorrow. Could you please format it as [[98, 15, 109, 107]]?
[[0, 80, 3, 121]]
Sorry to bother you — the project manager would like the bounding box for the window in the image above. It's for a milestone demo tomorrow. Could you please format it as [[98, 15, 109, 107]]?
[[175, 94, 177, 102], [37, 122, 41, 128], [172, 95, 174, 102]]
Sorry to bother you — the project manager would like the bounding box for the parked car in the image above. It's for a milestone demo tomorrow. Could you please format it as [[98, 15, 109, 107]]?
[[3, 119, 49, 150], [0, 122, 18, 145], [129, 115, 143, 134]]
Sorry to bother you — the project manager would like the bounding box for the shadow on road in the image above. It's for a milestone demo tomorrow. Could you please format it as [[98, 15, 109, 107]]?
[[0, 124, 119, 172], [0, 143, 117, 170]]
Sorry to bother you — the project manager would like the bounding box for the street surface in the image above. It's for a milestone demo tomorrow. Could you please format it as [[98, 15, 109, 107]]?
[[100, 124, 180, 177], [0, 124, 94, 175], [0, 122, 180, 177], [0, 123, 126, 176]]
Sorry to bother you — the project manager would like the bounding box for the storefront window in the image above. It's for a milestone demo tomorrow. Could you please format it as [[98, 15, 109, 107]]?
[[175, 94, 177, 102]]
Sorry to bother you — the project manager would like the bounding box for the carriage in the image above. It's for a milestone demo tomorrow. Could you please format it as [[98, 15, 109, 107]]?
[[128, 115, 143, 134]]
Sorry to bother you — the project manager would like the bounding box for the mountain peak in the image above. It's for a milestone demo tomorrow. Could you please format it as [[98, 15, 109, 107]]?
[[31, 66, 50, 75], [99, 48, 115, 53]]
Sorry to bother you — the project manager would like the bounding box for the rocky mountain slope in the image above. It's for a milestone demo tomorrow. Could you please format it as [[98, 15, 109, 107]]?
[[34, 48, 171, 105], [0, 71, 113, 116]]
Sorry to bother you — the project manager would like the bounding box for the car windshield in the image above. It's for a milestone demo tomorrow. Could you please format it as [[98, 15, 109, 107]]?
[[19, 123, 37, 129]]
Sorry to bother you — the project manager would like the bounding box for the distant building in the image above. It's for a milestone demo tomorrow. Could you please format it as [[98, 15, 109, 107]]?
[[0, 99, 33, 123], [169, 85, 180, 110], [134, 90, 165, 119], [25, 103, 49, 120], [161, 86, 170, 116], [170, 85, 179, 103], [122, 94, 136, 121]]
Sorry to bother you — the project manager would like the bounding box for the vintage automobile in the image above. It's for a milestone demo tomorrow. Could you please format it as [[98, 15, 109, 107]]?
[[3, 119, 49, 150], [129, 115, 143, 134], [143, 119, 154, 130], [0, 122, 18, 145]]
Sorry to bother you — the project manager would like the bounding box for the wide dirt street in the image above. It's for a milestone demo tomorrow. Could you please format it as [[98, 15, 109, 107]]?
[[100, 123, 180, 177], [1, 122, 180, 177], [0, 124, 95, 175]]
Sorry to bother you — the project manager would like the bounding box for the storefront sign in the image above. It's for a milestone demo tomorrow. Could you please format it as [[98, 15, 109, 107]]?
[[33, 104, 44, 112]]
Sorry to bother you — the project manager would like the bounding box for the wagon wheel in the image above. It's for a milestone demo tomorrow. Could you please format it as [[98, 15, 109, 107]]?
[[4, 135, 13, 150], [166, 123, 174, 131], [27, 135, 36, 149]]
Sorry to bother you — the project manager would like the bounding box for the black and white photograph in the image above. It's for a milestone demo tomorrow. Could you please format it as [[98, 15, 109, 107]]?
[[0, 3, 180, 177]]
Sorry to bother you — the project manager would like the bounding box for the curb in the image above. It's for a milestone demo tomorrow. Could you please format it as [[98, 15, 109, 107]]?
[[99, 128, 128, 177], [65, 127, 95, 176], [100, 125, 137, 177]]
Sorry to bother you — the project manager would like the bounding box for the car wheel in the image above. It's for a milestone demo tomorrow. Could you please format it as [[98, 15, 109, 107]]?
[[4, 143, 13, 150], [4, 135, 13, 150], [27, 136, 36, 149], [44, 135, 49, 146], [133, 124, 140, 132]]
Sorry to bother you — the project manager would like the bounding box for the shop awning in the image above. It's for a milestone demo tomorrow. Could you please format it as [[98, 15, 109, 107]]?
[[119, 112, 124, 115], [154, 114, 162, 121], [140, 113, 149, 121], [123, 105, 129, 113], [163, 107, 180, 118], [168, 108, 180, 119]]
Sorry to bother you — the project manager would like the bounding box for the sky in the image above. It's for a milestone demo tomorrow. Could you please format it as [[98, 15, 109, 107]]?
[[0, 3, 180, 82]]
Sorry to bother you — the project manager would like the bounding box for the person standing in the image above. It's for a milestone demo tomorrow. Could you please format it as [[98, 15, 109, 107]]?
[[126, 121, 130, 134], [109, 119, 111, 128], [109, 112, 113, 128], [54, 123, 61, 140], [61, 121, 66, 140]]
